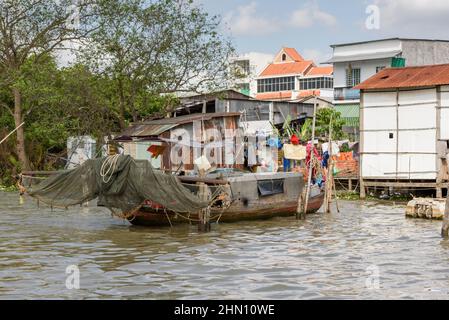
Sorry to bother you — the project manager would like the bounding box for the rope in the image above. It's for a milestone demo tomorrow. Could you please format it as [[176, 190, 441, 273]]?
[[100, 154, 121, 184]]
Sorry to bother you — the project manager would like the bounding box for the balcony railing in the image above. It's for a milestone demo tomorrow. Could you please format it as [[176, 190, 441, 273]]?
[[334, 87, 360, 101]]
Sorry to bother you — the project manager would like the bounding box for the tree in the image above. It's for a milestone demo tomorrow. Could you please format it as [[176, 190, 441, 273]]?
[[11, 54, 117, 171], [300, 108, 346, 141], [82, 0, 234, 128], [0, 0, 96, 170]]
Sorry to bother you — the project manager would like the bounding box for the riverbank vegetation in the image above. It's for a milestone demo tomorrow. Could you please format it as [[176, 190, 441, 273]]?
[[0, 0, 234, 186]]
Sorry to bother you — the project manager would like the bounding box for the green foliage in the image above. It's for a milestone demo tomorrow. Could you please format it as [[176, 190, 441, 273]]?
[[0, 0, 236, 185], [340, 143, 351, 153], [300, 108, 347, 141], [82, 0, 234, 128]]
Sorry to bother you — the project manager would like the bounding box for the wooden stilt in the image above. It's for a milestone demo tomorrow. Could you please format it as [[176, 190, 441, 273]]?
[[441, 192, 449, 237], [297, 96, 317, 220], [198, 182, 210, 232], [360, 178, 366, 199], [333, 174, 340, 213], [441, 161, 449, 237]]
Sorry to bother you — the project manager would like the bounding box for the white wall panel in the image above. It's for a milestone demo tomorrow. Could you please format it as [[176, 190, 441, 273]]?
[[398, 104, 436, 129], [363, 107, 396, 131], [397, 154, 437, 179], [363, 131, 396, 153], [362, 154, 397, 178], [398, 130, 436, 153], [440, 91, 449, 107], [361, 89, 439, 180], [441, 109, 449, 140], [398, 89, 437, 105], [364, 91, 397, 107]]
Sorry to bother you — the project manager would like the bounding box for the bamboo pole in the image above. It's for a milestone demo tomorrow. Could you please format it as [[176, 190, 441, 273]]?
[[324, 116, 340, 214], [441, 164, 449, 237], [0, 121, 25, 145], [324, 114, 333, 213], [441, 191, 449, 238], [333, 171, 340, 213], [297, 96, 317, 220]]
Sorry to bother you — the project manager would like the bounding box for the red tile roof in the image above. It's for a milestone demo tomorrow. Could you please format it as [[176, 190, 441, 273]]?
[[297, 90, 321, 98], [306, 66, 333, 76], [259, 61, 314, 77], [256, 91, 293, 101], [355, 64, 449, 90], [283, 48, 304, 62]]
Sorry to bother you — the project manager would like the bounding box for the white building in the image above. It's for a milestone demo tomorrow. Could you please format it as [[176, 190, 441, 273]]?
[[230, 52, 274, 97], [355, 64, 449, 198], [327, 38, 449, 138]]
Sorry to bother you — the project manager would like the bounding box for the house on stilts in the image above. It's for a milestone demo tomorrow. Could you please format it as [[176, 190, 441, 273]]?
[[355, 64, 449, 198]]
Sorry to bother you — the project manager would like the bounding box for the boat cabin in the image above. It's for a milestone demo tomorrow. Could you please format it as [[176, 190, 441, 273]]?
[[114, 113, 243, 173]]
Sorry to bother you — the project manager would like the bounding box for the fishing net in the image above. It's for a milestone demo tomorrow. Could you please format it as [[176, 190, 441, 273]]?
[[26, 155, 208, 215]]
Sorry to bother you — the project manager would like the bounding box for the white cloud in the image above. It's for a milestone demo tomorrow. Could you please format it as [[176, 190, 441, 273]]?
[[302, 48, 332, 65], [289, 3, 337, 28], [223, 1, 337, 37], [374, 0, 449, 34], [224, 1, 280, 36]]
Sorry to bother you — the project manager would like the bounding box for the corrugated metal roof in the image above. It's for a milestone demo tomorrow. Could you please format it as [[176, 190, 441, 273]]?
[[355, 63, 449, 90], [119, 123, 179, 137], [118, 112, 242, 138]]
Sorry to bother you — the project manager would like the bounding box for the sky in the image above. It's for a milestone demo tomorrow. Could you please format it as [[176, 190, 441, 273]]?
[[196, 0, 449, 64]]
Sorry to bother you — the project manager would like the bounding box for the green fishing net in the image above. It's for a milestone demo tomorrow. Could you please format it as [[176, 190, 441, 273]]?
[[27, 155, 208, 214]]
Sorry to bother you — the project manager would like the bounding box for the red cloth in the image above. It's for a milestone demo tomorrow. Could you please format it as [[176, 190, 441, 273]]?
[[290, 134, 300, 145], [147, 145, 165, 158], [306, 142, 321, 177]]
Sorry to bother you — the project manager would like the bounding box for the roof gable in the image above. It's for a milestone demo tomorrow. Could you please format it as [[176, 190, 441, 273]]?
[[274, 47, 304, 63]]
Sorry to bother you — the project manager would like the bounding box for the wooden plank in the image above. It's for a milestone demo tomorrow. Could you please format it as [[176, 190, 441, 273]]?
[[363, 181, 442, 188]]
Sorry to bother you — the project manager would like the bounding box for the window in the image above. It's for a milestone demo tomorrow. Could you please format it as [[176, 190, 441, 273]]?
[[376, 66, 386, 73], [299, 77, 334, 90], [346, 68, 361, 87], [257, 77, 295, 93], [282, 53, 287, 61], [257, 179, 284, 197]]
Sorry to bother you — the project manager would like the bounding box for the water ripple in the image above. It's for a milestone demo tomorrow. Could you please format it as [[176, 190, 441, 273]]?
[[0, 191, 448, 299]]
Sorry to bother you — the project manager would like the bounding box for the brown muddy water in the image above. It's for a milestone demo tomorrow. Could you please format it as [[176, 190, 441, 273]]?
[[0, 191, 449, 300]]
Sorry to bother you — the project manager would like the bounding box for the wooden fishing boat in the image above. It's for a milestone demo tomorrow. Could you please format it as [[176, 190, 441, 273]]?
[[129, 170, 325, 226], [21, 166, 325, 228]]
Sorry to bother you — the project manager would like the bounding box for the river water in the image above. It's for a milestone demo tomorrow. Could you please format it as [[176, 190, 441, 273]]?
[[0, 191, 448, 300]]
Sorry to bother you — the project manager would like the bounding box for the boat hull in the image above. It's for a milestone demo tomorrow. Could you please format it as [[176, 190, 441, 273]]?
[[128, 192, 325, 227]]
